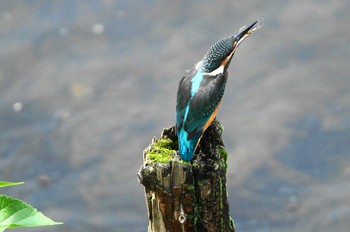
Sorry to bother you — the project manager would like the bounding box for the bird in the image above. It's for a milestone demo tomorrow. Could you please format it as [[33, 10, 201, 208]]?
[[176, 20, 262, 162]]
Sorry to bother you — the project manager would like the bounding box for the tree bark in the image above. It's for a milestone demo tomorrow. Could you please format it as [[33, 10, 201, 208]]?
[[138, 120, 235, 232]]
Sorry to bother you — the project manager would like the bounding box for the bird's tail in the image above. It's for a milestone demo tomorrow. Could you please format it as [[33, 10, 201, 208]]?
[[177, 129, 201, 162]]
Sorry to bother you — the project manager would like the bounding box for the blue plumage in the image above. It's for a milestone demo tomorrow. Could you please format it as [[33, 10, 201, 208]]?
[[190, 70, 204, 97], [176, 20, 259, 161], [176, 67, 227, 161], [177, 127, 202, 161]]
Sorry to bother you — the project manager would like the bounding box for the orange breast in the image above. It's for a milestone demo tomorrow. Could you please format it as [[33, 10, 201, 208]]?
[[203, 101, 222, 132]]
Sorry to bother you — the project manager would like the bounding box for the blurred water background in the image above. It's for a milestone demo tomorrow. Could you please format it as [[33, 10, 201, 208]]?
[[0, 1, 350, 231]]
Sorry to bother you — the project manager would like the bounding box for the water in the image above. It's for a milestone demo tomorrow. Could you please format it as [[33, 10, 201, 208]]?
[[1, 1, 350, 231]]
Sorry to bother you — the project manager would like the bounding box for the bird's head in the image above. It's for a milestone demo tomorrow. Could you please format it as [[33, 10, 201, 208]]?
[[200, 19, 263, 73]]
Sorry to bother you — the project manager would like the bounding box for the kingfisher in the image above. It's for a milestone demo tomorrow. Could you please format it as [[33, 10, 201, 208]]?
[[176, 20, 262, 161]]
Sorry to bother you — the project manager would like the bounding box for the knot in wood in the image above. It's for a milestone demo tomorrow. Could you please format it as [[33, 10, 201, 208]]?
[[178, 213, 186, 224]]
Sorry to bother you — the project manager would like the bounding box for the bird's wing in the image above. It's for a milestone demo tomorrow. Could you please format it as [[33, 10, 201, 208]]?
[[185, 72, 227, 139], [176, 67, 195, 132]]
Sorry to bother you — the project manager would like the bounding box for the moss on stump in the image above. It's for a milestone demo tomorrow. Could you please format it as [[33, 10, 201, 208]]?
[[138, 120, 235, 232]]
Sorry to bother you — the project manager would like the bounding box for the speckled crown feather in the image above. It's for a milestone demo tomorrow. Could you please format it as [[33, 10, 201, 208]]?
[[201, 37, 234, 73]]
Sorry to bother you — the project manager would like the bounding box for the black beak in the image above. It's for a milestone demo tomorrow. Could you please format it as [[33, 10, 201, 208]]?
[[234, 19, 263, 46]]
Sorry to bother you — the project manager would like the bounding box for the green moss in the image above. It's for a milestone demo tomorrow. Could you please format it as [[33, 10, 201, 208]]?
[[179, 159, 191, 164], [147, 138, 177, 163], [146, 138, 193, 164], [187, 184, 195, 191], [156, 138, 174, 149], [193, 194, 201, 232], [147, 152, 172, 163], [217, 146, 228, 162]]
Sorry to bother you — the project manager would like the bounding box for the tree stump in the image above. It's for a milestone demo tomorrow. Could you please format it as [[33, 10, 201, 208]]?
[[138, 120, 235, 232]]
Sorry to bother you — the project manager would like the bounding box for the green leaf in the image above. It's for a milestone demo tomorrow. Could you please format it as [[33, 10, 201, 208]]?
[[0, 182, 24, 188], [0, 195, 62, 231]]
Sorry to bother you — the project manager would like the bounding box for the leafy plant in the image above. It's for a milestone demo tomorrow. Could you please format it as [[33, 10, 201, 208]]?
[[0, 181, 62, 231]]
